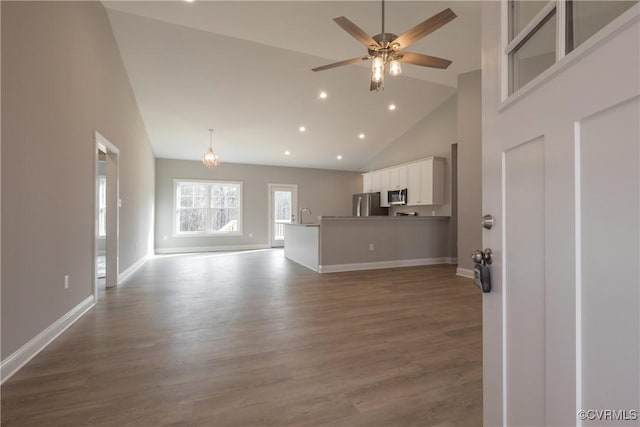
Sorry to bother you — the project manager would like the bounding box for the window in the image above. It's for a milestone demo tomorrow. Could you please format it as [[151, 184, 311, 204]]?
[[566, 1, 637, 52], [175, 180, 242, 235], [507, 0, 638, 96], [98, 176, 106, 237]]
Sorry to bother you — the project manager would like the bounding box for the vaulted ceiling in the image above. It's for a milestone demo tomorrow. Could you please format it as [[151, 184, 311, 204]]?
[[104, 1, 481, 171]]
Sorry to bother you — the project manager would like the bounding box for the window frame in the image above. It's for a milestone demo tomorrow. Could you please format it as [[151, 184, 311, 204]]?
[[501, 0, 639, 107], [173, 179, 243, 237]]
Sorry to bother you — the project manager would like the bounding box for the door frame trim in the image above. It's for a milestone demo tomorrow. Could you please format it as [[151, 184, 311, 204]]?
[[94, 131, 120, 301]]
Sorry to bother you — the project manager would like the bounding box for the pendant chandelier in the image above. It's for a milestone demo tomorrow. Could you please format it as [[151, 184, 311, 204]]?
[[202, 128, 221, 168]]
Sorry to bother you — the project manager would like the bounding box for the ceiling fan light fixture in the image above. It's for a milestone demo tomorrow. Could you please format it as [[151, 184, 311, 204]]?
[[202, 129, 221, 168], [371, 56, 385, 83], [372, 68, 384, 83], [389, 59, 402, 76], [371, 56, 384, 73]]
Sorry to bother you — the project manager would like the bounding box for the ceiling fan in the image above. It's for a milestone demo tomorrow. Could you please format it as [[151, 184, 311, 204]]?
[[312, 0, 457, 91]]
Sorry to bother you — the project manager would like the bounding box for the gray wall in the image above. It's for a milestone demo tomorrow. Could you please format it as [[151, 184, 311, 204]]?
[[456, 70, 482, 272], [320, 218, 450, 266], [155, 159, 361, 252], [1, 2, 155, 359]]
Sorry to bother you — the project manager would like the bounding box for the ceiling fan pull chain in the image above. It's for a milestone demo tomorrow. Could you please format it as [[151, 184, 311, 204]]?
[[381, 0, 385, 35]]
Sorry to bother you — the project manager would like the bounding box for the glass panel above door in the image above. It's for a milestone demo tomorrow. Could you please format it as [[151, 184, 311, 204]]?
[[566, 0, 638, 52], [510, 10, 556, 94], [510, 0, 550, 40]]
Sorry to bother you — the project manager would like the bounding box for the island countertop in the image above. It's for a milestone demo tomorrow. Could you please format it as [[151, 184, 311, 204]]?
[[285, 215, 449, 228]]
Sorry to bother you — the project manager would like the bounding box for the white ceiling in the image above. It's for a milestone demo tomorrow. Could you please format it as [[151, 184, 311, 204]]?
[[104, 1, 481, 171]]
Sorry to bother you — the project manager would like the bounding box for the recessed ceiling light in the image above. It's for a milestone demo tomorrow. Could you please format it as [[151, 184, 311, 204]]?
[[284, 150, 291, 156], [358, 133, 365, 139], [337, 155, 343, 160], [299, 126, 306, 132], [388, 104, 397, 111], [184, 0, 195, 2], [319, 91, 328, 99]]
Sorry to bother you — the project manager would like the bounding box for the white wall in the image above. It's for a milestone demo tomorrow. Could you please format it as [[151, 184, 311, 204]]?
[[155, 159, 361, 252], [1, 1, 155, 360]]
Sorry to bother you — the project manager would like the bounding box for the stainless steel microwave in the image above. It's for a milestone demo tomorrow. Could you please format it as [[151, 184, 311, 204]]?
[[388, 188, 407, 205]]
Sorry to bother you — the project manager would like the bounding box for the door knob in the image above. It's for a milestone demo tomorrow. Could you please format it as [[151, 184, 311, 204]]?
[[471, 248, 494, 265], [481, 214, 494, 230]]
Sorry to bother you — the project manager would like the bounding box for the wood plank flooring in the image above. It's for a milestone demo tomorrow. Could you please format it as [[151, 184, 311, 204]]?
[[1, 249, 482, 426]]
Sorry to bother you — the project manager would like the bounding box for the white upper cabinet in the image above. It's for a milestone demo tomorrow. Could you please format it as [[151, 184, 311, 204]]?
[[362, 170, 382, 193], [362, 173, 371, 193], [389, 166, 408, 190], [407, 162, 422, 205], [363, 157, 443, 206], [406, 157, 445, 206], [378, 169, 391, 207]]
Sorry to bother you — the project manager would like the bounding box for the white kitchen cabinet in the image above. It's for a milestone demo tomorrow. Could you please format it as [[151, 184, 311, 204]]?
[[389, 165, 408, 190], [407, 162, 422, 205], [362, 171, 382, 193], [378, 169, 391, 207], [362, 173, 371, 193], [406, 157, 445, 205]]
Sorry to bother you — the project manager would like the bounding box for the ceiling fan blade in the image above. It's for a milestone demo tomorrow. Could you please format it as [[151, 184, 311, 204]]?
[[312, 56, 370, 72], [392, 8, 457, 50], [333, 16, 380, 49], [400, 52, 452, 69]]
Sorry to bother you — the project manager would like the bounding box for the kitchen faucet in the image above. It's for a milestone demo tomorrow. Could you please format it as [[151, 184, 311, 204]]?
[[298, 207, 312, 224]]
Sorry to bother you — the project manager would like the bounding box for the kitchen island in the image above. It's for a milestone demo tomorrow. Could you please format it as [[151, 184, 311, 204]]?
[[284, 216, 454, 273]]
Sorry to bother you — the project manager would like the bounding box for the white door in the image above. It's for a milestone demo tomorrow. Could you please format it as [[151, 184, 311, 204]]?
[[482, 3, 639, 426], [269, 184, 298, 248]]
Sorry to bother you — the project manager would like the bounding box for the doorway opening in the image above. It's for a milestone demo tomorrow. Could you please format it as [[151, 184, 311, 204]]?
[[94, 132, 120, 300], [268, 184, 298, 247]]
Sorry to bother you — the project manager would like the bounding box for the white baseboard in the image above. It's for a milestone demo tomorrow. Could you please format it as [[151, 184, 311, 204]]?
[[456, 267, 475, 279], [155, 244, 270, 255], [284, 256, 319, 273], [118, 254, 150, 284], [318, 257, 457, 274], [1, 295, 95, 384]]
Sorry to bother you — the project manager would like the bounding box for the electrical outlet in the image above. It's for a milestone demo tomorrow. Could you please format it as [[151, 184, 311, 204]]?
[[249, 233, 253, 238], [64, 274, 70, 289], [432, 210, 436, 216], [369, 243, 375, 251]]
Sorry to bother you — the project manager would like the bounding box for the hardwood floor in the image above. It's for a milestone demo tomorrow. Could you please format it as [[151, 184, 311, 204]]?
[[1, 249, 482, 426]]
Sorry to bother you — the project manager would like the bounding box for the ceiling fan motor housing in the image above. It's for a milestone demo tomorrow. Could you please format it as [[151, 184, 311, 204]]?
[[369, 33, 401, 62], [371, 32, 398, 49]]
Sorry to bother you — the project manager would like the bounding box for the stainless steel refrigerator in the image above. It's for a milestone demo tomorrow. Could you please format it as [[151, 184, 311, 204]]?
[[352, 192, 389, 216]]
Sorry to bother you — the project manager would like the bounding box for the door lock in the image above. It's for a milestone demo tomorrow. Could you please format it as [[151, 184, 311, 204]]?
[[471, 248, 493, 265], [471, 248, 493, 293]]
